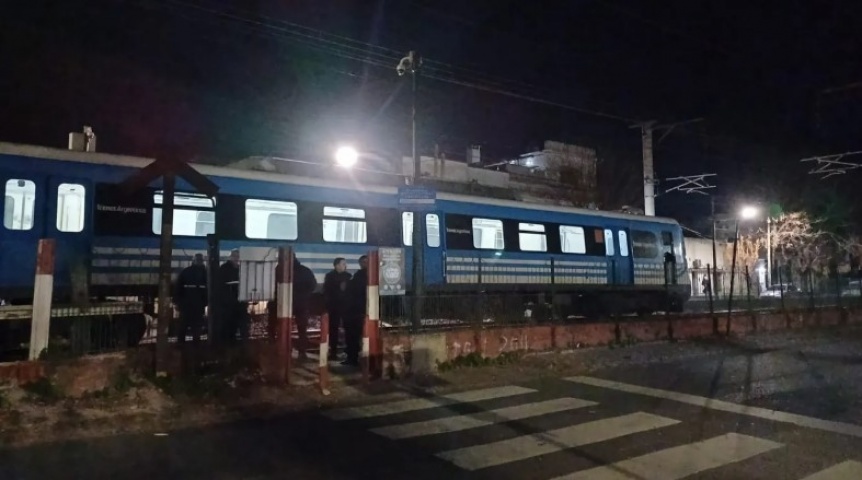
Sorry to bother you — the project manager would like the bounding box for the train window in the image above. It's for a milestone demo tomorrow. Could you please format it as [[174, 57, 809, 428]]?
[[604, 229, 615, 256], [632, 230, 659, 258], [56, 183, 86, 232], [518, 223, 547, 252], [559, 225, 586, 254], [3, 179, 36, 231], [402, 212, 441, 247], [153, 192, 215, 237], [245, 199, 298, 240], [426, 214, 441, 247], [472, 218, 504, 250], [618, 231, 630, 257], [662, 231, 674, 246], [323, 206, 367, 243]]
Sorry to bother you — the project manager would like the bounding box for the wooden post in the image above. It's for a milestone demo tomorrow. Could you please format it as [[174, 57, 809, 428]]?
[[277, 247, 294, 384], [156, 173, 175, 376], [29, 239, 55, 360]]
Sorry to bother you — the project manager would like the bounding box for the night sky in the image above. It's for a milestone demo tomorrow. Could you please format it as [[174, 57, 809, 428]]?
[[2, 1, 861, 228]]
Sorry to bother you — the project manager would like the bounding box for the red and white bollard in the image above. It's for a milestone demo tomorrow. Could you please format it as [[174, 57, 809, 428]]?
[[319, 313, 330, 395], [29, 239, 55, 361], [276, 247, 294, 384], [362, 250, 381, 382]]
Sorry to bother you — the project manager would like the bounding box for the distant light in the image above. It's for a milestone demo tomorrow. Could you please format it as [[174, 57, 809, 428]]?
[[335, 146, 358, 168], [740, 206, 758, 220]]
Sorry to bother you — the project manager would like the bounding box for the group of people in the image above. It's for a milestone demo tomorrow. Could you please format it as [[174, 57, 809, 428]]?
[[173, 249, 249, 346], [172, 249, 370, 367]]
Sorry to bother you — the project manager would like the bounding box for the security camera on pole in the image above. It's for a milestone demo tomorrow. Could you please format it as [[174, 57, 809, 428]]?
[[398, 50, 426, 329]]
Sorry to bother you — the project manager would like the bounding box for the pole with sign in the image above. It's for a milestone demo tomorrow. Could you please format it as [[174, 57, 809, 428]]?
[[398, 185, 436, 329]]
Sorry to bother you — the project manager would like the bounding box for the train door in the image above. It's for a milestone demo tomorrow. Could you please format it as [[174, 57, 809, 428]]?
[[46, 176, 93, 302], [616, 228, 634, 285], [402, 211, 444, 287], [422, 213, 443, 286], [603, 228, 618, 284], [1, 174, 46, 300]]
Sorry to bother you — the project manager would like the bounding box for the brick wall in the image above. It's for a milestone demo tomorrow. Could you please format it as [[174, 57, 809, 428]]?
[[381, 308, 862, 377]]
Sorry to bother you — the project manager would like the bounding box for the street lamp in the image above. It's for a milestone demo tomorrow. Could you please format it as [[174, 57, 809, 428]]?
[[334, 146, 359, 168], [740, 205, 758, 220]]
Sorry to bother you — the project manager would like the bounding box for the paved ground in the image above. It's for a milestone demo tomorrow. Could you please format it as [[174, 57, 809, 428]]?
[[4, 327, 862, 479]]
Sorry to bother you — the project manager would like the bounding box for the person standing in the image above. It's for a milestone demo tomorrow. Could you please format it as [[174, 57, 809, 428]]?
[[323, 257, 351, 360], [267, 255, 318, 359], [291, 256, 317, 361], [343, 255, 369, 367], [174, 254, 208, 345], [217, 249, 246, 344]]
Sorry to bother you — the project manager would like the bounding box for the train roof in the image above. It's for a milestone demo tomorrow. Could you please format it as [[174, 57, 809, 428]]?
[[0, 142, 679, 226]]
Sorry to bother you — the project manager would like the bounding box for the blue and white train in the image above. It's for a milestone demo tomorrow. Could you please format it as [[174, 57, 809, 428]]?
[[0, 142, 690, 321]]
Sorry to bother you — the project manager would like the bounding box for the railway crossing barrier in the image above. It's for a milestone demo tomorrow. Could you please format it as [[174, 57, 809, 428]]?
[[362, 250, 382, 382], [29, 239, 55, 360], [276, 246, 294, 384]]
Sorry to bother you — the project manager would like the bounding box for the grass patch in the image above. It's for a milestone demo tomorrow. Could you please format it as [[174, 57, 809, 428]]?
[[21, 377, 63, 404]]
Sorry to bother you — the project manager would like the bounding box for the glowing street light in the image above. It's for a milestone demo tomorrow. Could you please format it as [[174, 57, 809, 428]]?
[[739, 205, 758, 220], [334, 146, 358, 168]]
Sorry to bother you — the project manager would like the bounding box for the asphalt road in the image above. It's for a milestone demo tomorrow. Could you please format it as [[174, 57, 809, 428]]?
[[5, 328, 862, 479]]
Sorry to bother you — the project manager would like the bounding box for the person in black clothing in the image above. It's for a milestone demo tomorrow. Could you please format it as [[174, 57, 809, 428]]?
[[266, 256, 318, 358], [174, 254, 208, 345], [323, 257, 351, 360], [217, 249, 247, 344], [343, 255, 369, 366], [292, 257, 318, 360]]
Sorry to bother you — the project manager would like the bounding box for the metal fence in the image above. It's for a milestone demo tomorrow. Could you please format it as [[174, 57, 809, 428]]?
[[380, 293, 558, 330]]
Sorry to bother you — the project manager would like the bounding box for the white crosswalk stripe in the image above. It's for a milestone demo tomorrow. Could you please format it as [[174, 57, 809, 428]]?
[[800, 460, 862, 480], [370, 397, 597, 439], [436, 412, 680, 471], [551, 433, 783, 480], [322, 386, 536, 420], [322, 383, 859, 478]]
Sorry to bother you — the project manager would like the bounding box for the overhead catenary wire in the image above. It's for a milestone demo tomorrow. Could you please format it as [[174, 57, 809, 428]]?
[[137, 0, 641, 124]]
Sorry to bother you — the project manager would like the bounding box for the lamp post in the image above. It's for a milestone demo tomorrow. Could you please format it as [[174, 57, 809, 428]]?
[[726, 205, 758, 330], [397, 51, 424, 329], [766, 216, 773, 288]]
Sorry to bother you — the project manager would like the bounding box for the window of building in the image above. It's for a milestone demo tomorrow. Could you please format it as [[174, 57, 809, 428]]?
[[245, 199, 297, 240], [323, 206, 367, 243], [153, 191, 215, 236], [604, 229, 615, 256], [472, 218, 504, 250], [618, 230, 630, 257], [632, 230, 659, 258], [402, 212, 441, 247], [56, 183, 86, 233], [3, 179, 36, 231], [518, 223, 547, 252], [559, 225, 586, 254]]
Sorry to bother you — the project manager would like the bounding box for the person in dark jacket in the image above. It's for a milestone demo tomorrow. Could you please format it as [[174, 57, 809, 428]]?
[[217, 249, 247, 344], [174, 254, 208, 345], [323, 257, 351, 360], [343, 255, 369, 366], [267, 255, 318, 358], [292, 257, 318, 360]]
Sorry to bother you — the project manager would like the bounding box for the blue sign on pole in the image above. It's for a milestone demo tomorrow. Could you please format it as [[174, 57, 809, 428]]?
[[398, 186, 436, 211]]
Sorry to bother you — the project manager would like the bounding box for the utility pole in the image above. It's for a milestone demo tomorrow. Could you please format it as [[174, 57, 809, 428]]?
[[398, 50, 424, 329], [637, 121, 656, 216], [631, 118, 704, 217]]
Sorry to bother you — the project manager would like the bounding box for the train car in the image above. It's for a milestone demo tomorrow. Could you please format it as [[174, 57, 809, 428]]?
[[0, 142, 690, 326]]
